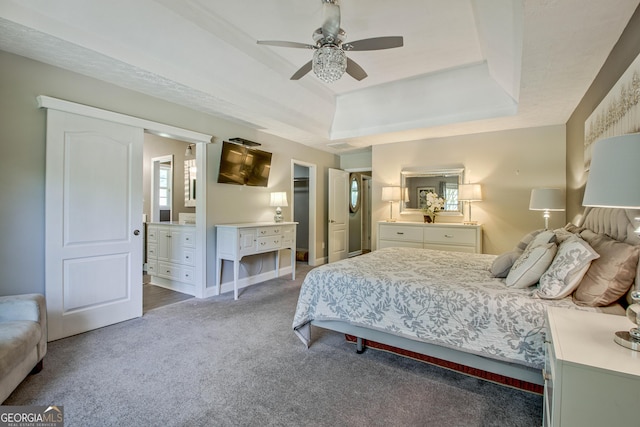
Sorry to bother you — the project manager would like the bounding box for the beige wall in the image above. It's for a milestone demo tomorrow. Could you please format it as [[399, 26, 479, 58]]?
[[143, 133, 196, 220], [566, 6, 640, 224], [0, 50, 338, 296], [372, 125, 567, 254]]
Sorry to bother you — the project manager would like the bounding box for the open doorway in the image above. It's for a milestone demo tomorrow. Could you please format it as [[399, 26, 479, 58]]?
[[347, 171, 372, 257], [292, 160, 317, 267]]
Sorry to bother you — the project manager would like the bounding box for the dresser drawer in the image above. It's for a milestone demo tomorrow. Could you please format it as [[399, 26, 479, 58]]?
[[378, 224, 422, 242], [256, 235, 282, 251], [256, 226, 283, 237], [423, 227, 477, 246], [280, 225, 295, 245]]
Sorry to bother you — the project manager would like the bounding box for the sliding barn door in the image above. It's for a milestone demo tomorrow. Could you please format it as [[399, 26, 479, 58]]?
[[45, 109, 143, 340]]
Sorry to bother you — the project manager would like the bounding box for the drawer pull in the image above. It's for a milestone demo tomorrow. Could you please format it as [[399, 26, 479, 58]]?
[[396, 232, 404, 235], [444, 234, 454, 238]]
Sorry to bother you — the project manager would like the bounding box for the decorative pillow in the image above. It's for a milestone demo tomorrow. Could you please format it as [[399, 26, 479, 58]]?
[[490, 251, 520, 278], [526, 230, 557, 248], [537, 236, 599, 299], [506, 242, 557, 288], [553, 228, 576, 244], [563, 223, 585, 234], [513, 229, 545, 253], [573, 233, 640, 307]]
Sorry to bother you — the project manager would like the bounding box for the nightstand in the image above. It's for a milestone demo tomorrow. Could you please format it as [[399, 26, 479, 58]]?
[[544, 307, 640, 427]]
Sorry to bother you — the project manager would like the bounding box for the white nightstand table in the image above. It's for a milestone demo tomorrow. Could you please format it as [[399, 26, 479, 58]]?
[[544, 306, 640, 427]]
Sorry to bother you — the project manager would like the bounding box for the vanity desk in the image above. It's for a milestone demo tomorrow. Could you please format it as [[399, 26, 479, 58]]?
[[377, 221, 482, 253], [216, 222, 297, 300]]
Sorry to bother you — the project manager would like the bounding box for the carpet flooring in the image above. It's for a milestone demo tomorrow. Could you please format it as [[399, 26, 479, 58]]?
[[5, 263, 543, 426]]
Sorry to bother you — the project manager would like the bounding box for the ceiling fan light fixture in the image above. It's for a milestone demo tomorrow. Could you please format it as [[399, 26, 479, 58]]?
[[312, 45, 346, 83]]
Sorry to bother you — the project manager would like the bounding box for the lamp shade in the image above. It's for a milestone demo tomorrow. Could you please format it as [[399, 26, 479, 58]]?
[[269, 191, 288, 207], [381, 186, 401, 202], [458, 184, 483, 201], [529, 188, 565, 211], [583, 133, 640, 208]]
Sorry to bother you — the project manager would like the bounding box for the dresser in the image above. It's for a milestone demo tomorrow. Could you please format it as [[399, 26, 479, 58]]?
[[544, 307, 640, 427], [146, 222, 196, 295], [377, 221, 482, 253], [216, 222, 297, 300]]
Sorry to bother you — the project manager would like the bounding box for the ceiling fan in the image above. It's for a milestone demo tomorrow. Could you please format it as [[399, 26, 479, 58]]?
[[257, 0, 404, 83]]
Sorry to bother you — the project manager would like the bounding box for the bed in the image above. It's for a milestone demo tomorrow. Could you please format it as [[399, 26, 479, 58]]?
[[292, 208, 640, 386]]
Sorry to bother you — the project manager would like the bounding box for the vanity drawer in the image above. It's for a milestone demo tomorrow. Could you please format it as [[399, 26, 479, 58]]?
[[146, 226, 158, 243], [423, 227, 477, 246], [146, 260, 157, 276], [146, 243, 158, 259], [181, 230, 195, 248], [378, 224, 422, 242]]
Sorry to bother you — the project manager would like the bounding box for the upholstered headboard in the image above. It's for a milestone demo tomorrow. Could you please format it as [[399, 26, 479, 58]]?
[[580, 207, 640, 288]]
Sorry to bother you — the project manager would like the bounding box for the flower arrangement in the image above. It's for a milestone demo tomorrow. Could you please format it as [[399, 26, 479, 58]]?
[[420, 191, 445, 223]]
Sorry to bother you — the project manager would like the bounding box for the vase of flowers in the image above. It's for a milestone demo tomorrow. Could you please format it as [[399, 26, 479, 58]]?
[[421, 191, 445, 223]]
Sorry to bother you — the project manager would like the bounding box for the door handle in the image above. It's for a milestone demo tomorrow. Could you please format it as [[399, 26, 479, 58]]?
[[330, 220, 336, 223], [133, 230, 140, 236]]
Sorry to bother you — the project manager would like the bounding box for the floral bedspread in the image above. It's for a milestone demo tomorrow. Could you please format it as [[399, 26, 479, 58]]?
[[292, 247, 596, 369]]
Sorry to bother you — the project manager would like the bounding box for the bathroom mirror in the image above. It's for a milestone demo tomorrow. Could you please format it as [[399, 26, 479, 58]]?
[[184, 159, 196, 207], [400, 168, 464, 216]]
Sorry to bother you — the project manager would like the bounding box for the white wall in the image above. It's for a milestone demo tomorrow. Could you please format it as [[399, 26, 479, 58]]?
[[372, 125, 567, 254], [0, 50, 339, 296]]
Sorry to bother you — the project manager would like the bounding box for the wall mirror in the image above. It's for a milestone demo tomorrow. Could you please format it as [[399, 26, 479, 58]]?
[[349, 173, 361, 213], [400, 168, 464, 216], [184, 159, 196, 207]]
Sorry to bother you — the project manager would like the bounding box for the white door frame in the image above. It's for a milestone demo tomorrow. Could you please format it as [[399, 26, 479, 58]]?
[[38, 96, 212, 302], [291, 160, 317, 266]]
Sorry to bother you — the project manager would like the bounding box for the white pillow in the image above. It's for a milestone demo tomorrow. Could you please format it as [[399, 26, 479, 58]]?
[[527, 230, 556, 248], [506, 242, 557, 288], [537, 236, 600, 299]]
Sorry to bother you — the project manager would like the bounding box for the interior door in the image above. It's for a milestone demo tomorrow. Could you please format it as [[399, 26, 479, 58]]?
[[45, 109, 143, 341], [328, 168, 349, 263]]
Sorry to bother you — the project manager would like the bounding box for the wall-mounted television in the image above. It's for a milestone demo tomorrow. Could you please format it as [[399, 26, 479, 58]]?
[[217, 141, 272, 187]]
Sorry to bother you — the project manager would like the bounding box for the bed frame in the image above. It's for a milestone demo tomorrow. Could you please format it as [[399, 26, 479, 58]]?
[[304, 208, 640, 387]]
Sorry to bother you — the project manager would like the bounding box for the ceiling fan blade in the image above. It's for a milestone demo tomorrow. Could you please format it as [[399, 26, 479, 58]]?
[[346, 58, 367, 81], [322, 2, 341, 40], [290, 61, 313, 80], [257, 40, 316, 50], [344, 36, 404, 51]]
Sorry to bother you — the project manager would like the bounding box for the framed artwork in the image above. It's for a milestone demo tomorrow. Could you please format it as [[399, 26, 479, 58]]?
[[584, 52, 640, 171], [417, 186, 436, 209]]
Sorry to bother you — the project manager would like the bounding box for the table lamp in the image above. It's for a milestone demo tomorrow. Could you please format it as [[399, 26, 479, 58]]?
[[529, 188, 565, 230], [381, 186, 401, 222], [458, 184, 482, 225], [270, 191, 288, 223], [582, 132, 640, 351]]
